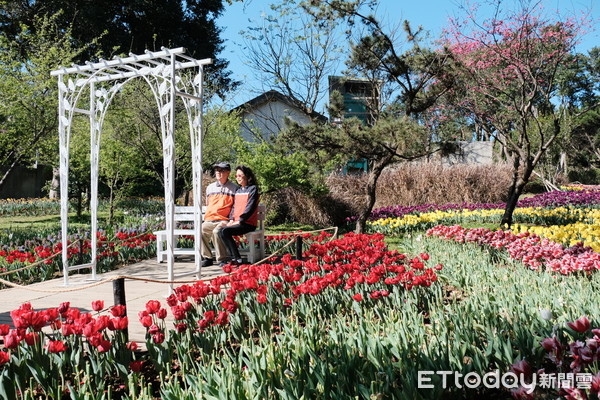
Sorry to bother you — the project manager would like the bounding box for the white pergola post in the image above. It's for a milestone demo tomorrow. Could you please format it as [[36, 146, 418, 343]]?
[[89, 82, 99, 281], [163, 52, 177, 293], [51, 48, 211, 287], [193, 68, 204, 280], [57, 74, 70, 286], [180, 65, 206, 281]]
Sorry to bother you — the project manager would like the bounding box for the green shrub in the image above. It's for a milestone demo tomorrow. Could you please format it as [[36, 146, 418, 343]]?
[[568, 167, 600, 185]]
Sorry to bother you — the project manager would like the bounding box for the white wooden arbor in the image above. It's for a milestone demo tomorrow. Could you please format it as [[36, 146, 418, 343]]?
[[50, 47, 211, 289]]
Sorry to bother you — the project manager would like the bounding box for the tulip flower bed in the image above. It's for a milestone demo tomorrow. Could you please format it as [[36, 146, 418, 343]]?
[[561, 184, 600, 191], [368, 188, 600, 221], [0, 227, 157, 288], [235, 229, 336, 256], [0, 198, 61, 217], [0, 301, 136, 399], [521, 315, 600, 399], [512, 218, 600, 253], [3, 190, 600, 398], [0, 219, 337, 288], [427, 225, 600, 275], [0, 197, 164, 218], [415, 235, 600, 399], [2, 231, 600, 398], [367, 205, 599, 236], [0, 233, 442, 398]]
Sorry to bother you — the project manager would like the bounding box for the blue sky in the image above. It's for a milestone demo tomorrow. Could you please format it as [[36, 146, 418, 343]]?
[[217, 0, 598, 109]]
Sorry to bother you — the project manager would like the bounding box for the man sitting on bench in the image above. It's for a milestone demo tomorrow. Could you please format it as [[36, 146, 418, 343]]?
[[201, 162, 238, 267]]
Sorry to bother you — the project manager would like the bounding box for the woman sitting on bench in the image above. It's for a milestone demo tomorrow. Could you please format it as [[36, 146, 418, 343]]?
[[219, 165, 260, 266]]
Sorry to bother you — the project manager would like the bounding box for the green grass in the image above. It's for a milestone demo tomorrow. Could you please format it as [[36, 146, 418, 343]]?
[[0, 211, 125, 230], [459, 221, 501, 230], [265, 223, 321, 234]]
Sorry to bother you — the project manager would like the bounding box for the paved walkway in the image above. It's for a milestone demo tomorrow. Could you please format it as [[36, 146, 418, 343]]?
[[0, 258, 226, 345]]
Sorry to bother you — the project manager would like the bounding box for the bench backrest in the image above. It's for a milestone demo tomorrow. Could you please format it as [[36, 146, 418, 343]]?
[[174, 204, 265, 228], [256, 204, 266, 231], [173, 206, 197, 223]]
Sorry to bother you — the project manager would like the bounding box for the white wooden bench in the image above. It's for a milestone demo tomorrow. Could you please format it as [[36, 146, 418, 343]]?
[[154, 206, 197, 263], [154, 204, 266, 264], [241, 204, 266, 264]]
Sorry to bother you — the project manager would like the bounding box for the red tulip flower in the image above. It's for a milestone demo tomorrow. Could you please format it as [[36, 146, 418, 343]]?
[[57, 302, 70, 315], [109, 317, 128, 331], [47, 340, 68, 353], [139, 315, 153, 328], [0, 351, 9, 366], [3, 331, 21, 350], [148, 324, 160, 335], [166, 294, 178, 307], [567, 316, 591, 333], [511, 359, 532, 378], [152, 332, 165, 344], [197, 318, 210, 331], [95, 339, 112, 353], [130, 361, 144, 373], [204, 310, 216, 322], [110, 305, 126, 317], [145, 300, 161, 314], [215, 311, 229, 326], [91, 300, 104, 312], [171, 306, 187, 321], [591, 373, 600, 395], [24, 332, 40, 346], [157, 308, 168, 320], [127, 341, 139, 351]]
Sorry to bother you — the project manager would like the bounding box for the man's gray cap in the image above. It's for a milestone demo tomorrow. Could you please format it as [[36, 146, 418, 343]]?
[[213, 162, 231, 170]]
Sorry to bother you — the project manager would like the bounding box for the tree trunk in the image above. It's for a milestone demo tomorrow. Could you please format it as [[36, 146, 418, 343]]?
[[108, 184, 115, 225], [558, 152, 567, 178], [501, 160, 534, 227], [355, 155, 394, 234], [76, 189, 83, 219]]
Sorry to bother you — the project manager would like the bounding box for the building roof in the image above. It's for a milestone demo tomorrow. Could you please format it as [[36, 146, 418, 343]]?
[[233, 90, 328, 123]]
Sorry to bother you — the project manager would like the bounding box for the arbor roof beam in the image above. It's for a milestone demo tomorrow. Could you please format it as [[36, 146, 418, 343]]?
[[51, 47, 210, 77]]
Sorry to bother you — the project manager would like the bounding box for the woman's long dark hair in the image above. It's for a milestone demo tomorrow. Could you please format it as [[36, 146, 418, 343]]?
[[236, 165, 258, 189]]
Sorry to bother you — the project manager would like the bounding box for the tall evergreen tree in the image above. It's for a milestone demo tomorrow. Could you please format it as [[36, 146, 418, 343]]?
[[0, 0, 235, 94], [0, 12, 87, 189]]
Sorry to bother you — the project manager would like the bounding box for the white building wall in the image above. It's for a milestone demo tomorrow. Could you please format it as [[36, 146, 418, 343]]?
[[240, 101, 314, 141], [442, 141, 494, 165]]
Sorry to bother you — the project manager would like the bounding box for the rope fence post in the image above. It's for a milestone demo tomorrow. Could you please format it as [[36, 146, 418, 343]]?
[[295, 236, 303, 261], [113, 277, 128, 341], [78, 238, 84, 266]]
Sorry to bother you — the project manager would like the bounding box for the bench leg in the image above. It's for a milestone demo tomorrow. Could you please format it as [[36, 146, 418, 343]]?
[[156, 235, 164, 263], [248, 240, 256, 263], [259, 235, 265, 260]]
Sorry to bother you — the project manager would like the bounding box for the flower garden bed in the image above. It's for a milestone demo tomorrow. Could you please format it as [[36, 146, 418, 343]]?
[[1, 233, 442, 398], [0, 228, 158, 288], [1, 231, 599, 398], [1, 187, 600, 398]]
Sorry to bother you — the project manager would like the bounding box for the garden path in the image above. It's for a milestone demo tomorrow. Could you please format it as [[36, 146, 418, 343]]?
[[0, 259, 225, 346]]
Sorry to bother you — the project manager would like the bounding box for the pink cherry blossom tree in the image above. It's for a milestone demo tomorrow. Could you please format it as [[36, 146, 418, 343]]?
[[441, 0, 590, 226]]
